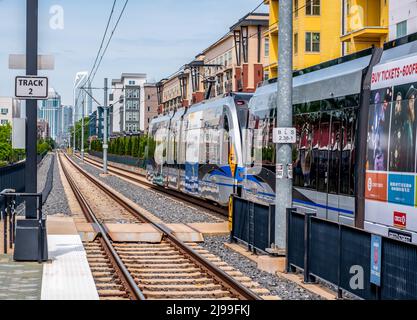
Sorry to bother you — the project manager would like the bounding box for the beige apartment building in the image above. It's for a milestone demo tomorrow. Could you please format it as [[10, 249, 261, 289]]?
[[158, 12, 269, 114]]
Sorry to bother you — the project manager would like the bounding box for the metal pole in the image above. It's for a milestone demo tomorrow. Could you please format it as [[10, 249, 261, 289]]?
[[103, 78, 108, 174], [25, 0, 38, 219], [275, 0, 293, 250], [81, 91, 85, 161], [73, 88, 76, 152]]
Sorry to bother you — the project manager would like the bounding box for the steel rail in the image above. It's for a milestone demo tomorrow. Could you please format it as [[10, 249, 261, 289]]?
[[58, 152, 146, 300], [77, 154, 228, 216], [65, 152, 261, 300]]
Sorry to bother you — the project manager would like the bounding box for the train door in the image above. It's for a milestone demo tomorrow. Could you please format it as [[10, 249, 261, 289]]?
[[167, 119, 179, 189], [178, 117, 187, 192], [153, 124, 168, 186], [184, 111, 202, 195], [217, 113, 235, 204]]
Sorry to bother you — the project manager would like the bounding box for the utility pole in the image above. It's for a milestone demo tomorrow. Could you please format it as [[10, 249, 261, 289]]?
[[81, 92, 85, 161], [25, 0, 38, 218], [73, 88, 76, 153], [275, 0, 293, 250], [103, 78, 109, 174]]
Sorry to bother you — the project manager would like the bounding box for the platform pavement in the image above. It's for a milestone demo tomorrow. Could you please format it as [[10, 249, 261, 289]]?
[[0, 216, 99, 300]]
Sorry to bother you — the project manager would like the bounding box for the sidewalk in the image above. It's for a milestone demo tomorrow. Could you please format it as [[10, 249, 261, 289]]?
[[0, 255, 43, 300]]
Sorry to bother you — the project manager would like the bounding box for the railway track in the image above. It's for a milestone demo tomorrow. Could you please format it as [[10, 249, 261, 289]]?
[[58, 151, 265, 300], [74, 153, 228, 217]]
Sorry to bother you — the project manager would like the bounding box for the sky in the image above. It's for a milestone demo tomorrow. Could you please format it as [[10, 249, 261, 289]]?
[[0, 0, 267, 105]]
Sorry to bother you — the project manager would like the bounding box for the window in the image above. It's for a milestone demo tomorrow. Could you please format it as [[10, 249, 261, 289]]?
[[306, 32, 320, 52], [264, 38, 270, 57], [0, 108, 8, 115], [295, 0, 299, 18], [126, 88, 139, 98], [128, 80, 136, 85], [294, 33, 298, 54], [148, 94, 150, 100], [1, 120, 8, 125], [397, 20, 407, 39], [306, 0, 320, 16], [147, 106, 151, 112]]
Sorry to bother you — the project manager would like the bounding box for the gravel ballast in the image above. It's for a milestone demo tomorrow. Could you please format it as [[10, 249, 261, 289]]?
[[73, 157, 223, 224], [42, 153, 71, 216], [37, 153, 52, 193]]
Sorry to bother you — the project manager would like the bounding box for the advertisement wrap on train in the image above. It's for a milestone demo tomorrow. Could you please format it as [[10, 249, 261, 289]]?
[[365, 53, 417, 244]]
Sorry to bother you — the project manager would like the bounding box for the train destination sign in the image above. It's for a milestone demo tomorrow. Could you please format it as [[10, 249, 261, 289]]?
[[15, 76, 49, 99]]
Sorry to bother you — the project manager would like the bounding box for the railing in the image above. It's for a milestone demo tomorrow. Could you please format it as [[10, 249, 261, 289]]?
[[286, 209, 417, 300], [0, 191, 47, 262], [231, 195, 275, 253]]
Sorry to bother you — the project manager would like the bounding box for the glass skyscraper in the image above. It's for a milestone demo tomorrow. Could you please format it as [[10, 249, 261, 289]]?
[[38, 88, 62, 141]]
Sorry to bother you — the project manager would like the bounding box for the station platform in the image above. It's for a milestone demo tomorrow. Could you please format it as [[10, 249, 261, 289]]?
[[0, 216, 99, 300]]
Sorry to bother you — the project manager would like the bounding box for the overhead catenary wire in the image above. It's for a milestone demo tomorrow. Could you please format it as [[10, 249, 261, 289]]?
[[73, 0, 128, 125], [90, 0, 130, 85], [87, 0, 117, 85]]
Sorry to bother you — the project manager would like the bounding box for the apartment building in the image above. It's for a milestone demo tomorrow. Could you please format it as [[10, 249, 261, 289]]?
[[158, 12, 269, 114], [0, 97, 21, 126], [264, 0, 391, 77], [264, 0, 343, 77], [144, 83, 159, 132], [341, 0, 389, 55], [389, 0, 417, 41], [110, 73, 146, 134]]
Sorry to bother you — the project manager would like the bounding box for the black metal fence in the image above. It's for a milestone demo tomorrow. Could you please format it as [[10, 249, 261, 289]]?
[[89, 151, 145, 168], [287, 209, 417, 300], [231, 196, 275, 253], [0, 162, 25, 196]]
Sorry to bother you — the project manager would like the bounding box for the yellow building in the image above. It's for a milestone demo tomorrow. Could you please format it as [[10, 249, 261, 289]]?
[[264, 0, 389, 78], [341, 0, 389, 54]]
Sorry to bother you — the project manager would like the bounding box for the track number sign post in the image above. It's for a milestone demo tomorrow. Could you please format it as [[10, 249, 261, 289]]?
[[273, 127, 296, 144], [15, 76, 48, 99]]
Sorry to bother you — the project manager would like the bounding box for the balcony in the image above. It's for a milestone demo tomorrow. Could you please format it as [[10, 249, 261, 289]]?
[[340, 26, 388, 45]]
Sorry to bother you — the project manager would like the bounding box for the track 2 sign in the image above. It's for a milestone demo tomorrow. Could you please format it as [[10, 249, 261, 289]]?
[[15, 76, 48, 100]]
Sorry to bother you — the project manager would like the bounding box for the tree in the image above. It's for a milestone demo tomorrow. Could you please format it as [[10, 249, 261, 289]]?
[[131, 136, 139, 158], [125, 137, 132, 156], [118, 137, 125, 155]]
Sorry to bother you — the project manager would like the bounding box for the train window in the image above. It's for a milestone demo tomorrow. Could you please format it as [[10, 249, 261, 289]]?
[[293, 114, 309, 188], [340, 108, 357, 196], [260, 117, 275, 166], [295, 112, 319, 190], [305, 100, 321, 114], [328, 111, 342, 194], [220, 129, 230, 166], [317, 112, 331, 193], [321, 98, 339, 112], [204, 128, 220, 164]]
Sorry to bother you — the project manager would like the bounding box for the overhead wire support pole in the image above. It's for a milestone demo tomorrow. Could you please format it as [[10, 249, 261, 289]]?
[[275, 0, 293, 251], [81, 91, 85, 161], [103, 78, 108, 174]]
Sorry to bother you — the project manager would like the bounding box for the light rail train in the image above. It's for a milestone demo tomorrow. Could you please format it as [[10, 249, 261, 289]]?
[[146, 33, 417, 244]]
